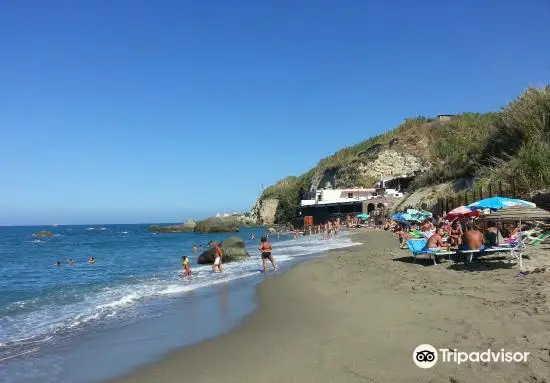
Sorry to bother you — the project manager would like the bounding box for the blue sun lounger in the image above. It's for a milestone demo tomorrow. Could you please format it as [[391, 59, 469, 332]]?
[[406, 239, 454, 265]]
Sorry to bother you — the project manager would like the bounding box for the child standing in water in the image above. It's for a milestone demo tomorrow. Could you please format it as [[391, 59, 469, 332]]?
[[259, 236, 277, 272], [182, 256, 191, 276], [212, 243, 223, 273]]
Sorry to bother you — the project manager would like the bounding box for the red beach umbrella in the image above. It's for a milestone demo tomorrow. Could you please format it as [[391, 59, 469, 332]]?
[[445, 205, 479, 221]]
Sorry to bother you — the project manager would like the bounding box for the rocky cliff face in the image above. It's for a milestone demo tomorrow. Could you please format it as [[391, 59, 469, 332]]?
[[363, 149, 426, 179], [309, 148, 429, 191], [250, 198, 279, 225]]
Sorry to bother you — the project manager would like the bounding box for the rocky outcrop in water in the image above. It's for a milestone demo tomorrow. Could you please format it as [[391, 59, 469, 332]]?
[[196, 236, 250, 264], [149, 220, 196, 233], [194, 217, 241, 233], [33, 230, 54, 238]]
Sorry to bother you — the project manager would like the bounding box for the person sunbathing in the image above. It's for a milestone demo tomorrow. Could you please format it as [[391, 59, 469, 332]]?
[[486, 221, 499, 247], [421, 219, 433, 233], [461, 223, 485, 250], [449, 221, 463, 248], [393, 224, 411, 249], [424, 226, 445, 251]]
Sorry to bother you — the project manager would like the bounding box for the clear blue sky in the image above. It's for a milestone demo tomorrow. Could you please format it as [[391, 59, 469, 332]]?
[[1, 0, 549, 225]]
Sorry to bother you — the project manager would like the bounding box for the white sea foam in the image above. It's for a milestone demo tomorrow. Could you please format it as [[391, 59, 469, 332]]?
[[1, 232, 359, 360]]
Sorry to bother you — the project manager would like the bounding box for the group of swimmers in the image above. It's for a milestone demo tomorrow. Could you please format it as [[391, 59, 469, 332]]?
[[53, 256, 95, 267], [182, 235, 278, 276]]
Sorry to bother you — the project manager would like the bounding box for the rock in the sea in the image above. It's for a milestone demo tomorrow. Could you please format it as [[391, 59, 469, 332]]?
[[221, 236, 250, 261], [33, 230, 54, 238], [194, 217, 240, 233], [196, 236, 250, 264], [149, 220, 196, 233]]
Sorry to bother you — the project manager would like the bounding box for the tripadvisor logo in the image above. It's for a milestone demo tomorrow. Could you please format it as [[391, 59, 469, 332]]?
[[413, 344, 529, 369]]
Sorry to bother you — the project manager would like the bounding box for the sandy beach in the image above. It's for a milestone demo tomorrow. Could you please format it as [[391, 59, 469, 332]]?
[[112, 230, 550, 383]]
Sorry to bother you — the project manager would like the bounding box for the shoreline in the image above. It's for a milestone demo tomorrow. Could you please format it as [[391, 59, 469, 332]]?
[[110, 230, 550, 383]]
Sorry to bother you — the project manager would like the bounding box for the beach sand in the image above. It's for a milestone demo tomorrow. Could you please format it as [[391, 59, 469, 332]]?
[[112, 230, 550, 383]]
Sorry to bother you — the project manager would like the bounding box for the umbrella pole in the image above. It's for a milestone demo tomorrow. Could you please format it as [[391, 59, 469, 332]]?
[[519, 218, 523, 269]]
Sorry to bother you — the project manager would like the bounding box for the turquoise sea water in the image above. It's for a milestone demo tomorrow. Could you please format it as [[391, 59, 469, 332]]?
[[0, 224, 359, 382]]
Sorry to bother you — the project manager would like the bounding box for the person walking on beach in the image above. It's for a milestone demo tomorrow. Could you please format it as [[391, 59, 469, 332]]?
[[212, 242, 223, 273], [259, 235, 277, 272]]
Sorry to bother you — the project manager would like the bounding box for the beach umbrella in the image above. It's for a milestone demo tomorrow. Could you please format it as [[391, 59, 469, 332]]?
[[468, 197, 536, 211], [356, 213, 369, 220], [445, 205, 479, 220], [391, 213, 410, 225], [402, 213, 422, 222], [407, 209, 432, 218]]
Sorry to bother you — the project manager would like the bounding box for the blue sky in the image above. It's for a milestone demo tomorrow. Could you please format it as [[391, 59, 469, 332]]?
[[1, 0, 549, 225]]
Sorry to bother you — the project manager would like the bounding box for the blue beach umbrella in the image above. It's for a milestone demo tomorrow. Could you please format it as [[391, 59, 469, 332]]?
[[468, 197, 536, 211], [356, 213, 369, 219], [407, 209, 432, 219], [391, 213, 410, 225]]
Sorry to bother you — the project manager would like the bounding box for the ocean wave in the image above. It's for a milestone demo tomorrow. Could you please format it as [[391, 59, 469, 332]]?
[[0, 231, 359, 361]]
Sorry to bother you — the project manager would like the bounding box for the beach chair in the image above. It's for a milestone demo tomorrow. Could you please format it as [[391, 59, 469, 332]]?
[[527, 233, 549, 245], [465, 235, 528, 268], [406, 239, 454, 265], [409, 230, 425, 239]]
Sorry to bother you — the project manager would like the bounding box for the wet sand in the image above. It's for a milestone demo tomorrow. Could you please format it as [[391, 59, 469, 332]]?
[[111, 230, 550, 383]]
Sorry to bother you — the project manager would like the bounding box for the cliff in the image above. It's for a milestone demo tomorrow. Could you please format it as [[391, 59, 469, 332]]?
[[251, 86, 550, 223]]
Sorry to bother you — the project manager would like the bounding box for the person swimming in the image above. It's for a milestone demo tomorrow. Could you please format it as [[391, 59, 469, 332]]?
[[182, 255, 191, 276], [67, 258, 76, 265], [192, 244, 198, 253], [54, 260, 62, 267], [88, 256, 95, 264]]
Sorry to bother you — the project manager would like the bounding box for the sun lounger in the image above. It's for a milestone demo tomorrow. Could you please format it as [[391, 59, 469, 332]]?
[[406, 239, 454, 265], [462, 238, 526, 268], [527, 233, 549, 245], [409, 230, 425, 239]]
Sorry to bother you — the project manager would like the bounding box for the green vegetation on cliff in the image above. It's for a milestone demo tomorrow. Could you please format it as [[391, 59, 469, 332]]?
[[257, 86, 550, 223]]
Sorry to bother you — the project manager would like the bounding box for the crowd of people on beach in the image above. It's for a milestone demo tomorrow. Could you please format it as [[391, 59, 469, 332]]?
[[181, 220, 351, 277], [387, 215, 523, 253], [305, 218, 342, 239]]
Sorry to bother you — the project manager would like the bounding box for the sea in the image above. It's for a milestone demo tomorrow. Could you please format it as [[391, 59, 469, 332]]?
[[0, 224, 359, 383]]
